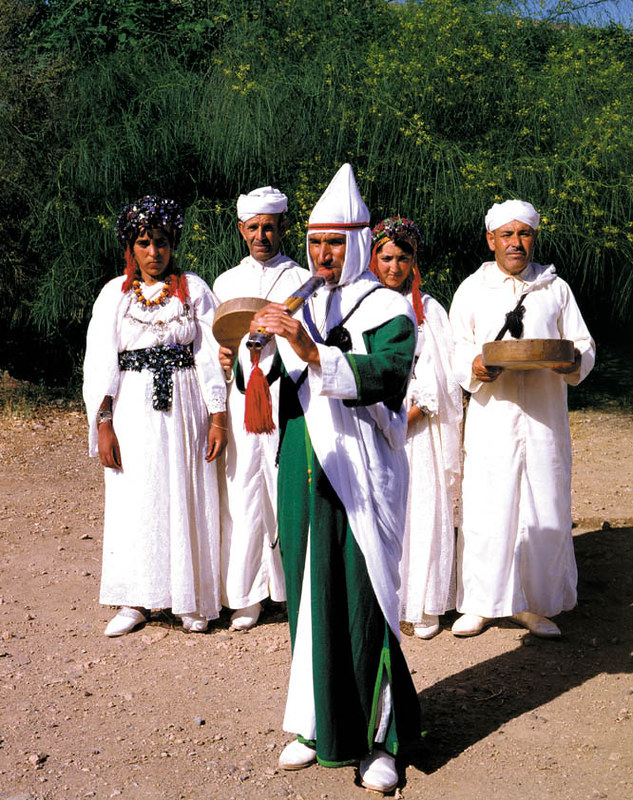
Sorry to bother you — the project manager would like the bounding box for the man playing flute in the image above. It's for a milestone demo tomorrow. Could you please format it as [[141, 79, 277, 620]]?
[[249, 164, 421, 794]]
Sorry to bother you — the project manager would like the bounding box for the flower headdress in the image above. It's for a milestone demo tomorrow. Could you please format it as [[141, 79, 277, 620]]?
[[370, 217, 425, 324]]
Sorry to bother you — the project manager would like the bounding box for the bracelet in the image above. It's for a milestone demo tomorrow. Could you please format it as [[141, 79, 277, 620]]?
[[212, 422, 228, 431], [97, 409, 113, 425]]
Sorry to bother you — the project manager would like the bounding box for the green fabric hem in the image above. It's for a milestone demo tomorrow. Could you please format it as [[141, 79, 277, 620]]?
[[367, 626, 395, 754], [316, 756, 358, 768], [296, 735, 316, 747], [368, 648, 387, 750]]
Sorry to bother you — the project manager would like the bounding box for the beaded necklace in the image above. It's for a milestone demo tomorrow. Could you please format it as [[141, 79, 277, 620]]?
[[132, 277, 171, 308]]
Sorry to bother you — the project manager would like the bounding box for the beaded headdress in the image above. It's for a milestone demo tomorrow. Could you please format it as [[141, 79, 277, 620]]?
[[115, 195, 184, 248], [116, 195, 187, 303], [371, 216, 424, 256]]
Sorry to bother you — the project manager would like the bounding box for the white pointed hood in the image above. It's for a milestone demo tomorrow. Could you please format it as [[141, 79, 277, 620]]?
[[306, 163, 372, 287]]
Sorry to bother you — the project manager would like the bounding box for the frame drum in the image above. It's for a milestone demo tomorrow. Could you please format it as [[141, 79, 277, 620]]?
[[482, 338, 574, 370], [212, 297, 268, 349]]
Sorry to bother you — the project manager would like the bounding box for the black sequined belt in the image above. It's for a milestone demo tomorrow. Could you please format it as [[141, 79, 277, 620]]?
[[118, 343, 195, 411]]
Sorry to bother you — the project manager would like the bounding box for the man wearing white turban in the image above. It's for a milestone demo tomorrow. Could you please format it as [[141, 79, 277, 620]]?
[[449, 199, 595, 638], [248, 165, 421, 793], [213, 186, 309, 630]]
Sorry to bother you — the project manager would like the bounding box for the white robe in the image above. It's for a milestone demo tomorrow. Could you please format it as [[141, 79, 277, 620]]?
[[83, 273, 226, 619], [399, 293, 463, 623], [213, 253, 310, 608], [449, 261, 595, 618]]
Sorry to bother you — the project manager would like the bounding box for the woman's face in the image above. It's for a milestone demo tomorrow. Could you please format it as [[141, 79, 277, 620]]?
[[133, 227, 173, 284], [374, 241, 415, 290]]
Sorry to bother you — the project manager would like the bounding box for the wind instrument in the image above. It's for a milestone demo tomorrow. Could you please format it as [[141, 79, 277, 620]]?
[[244, 274, 325, 434], [246, 275, 325, 351]]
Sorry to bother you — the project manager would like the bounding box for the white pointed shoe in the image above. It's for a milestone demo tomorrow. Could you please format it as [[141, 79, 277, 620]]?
[[360, 750, 398, 793], [230, 602, 262, 631], [181, 614, 209, 633], [413, 614, 440, 640], [104, 607, 148, 637], [451, 614, 492, 637], [278, 740, 317, 770], [509, 611, 561, 639]]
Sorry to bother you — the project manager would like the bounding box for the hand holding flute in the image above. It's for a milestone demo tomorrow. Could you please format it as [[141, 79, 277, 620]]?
[[249, 303, 321, 366], [247, 274, 325, 364]]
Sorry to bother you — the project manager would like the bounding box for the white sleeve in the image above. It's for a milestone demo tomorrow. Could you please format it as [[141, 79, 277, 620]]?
[[82, 279, 126, 456], [449, 281, 485, 394], [307, 344, 358, 399], [556, 281, 595, 386], [188, 275, 227, 414]]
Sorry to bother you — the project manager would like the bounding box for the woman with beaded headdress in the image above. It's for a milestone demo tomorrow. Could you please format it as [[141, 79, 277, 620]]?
[[370, 217, 463, 639], [83, 195, 227, 637]]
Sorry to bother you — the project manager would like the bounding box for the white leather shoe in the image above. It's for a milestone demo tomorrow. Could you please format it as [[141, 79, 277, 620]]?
[[230, 602, 262, 631], [413, 614, 440, 640], [451, 614, 492, 637], [278, 740, 317, 770], [104, 607, 148, 637], [360, 750, 398, 793], [180, 614, 209, 633], [510, 611, 561, 639]]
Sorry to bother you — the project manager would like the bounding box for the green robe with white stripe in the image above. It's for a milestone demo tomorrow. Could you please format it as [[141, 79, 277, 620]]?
[[277, 314, 422, 766]]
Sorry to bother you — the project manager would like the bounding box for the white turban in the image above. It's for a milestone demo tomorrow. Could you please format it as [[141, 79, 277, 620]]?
[[236, 186, 288, 222], [485, 200, 540, 232], [307, 163, 371, 286]]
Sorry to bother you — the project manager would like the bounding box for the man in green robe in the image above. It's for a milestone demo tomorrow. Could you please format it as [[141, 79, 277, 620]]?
[[249, 164, 421, 794]]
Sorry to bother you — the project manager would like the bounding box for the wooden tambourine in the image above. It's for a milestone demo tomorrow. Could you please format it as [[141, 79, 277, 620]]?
[[482, 338, 574, 370], [212, 297, 268, 349]]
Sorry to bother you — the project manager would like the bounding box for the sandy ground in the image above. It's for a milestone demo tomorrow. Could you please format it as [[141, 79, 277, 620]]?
[[0, 403, 631, 800]]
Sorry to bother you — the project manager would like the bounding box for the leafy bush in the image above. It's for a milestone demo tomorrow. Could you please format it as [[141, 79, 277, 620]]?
[[0, 0, 631, 383]]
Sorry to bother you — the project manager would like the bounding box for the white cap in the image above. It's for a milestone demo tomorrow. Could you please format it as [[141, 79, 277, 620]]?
[[485, 199, 540, 231], [237, 186, 288, 222]]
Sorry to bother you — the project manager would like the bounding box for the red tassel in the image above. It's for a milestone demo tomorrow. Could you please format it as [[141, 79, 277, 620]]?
[[244, 350, 276, 434]]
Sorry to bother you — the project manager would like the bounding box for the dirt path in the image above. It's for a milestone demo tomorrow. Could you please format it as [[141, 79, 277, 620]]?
[[0, 406, 631, 800]]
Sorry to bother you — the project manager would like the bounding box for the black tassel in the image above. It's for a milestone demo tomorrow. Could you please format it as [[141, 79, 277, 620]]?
[[504, 303, 526, 339], [494, 293, 527, 341]]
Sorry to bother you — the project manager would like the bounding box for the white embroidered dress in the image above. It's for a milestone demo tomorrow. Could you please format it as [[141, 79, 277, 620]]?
[[449, 261, 595, 618], [399, 293, 463, 623], [83, 273, 226, 619], [213, 253, 310, 609]]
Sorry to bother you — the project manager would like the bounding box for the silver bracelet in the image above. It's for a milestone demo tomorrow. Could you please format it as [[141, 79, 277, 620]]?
[[97, 409, 113, 425]]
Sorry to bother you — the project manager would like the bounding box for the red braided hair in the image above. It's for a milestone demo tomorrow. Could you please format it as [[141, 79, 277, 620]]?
[[121, 246, 189, 303]]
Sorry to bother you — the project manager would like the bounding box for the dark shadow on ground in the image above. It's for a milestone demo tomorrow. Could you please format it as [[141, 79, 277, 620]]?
[[145, 600, 288, 633], [568, 343, 633, 410], [408, 526, 633, 774]]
